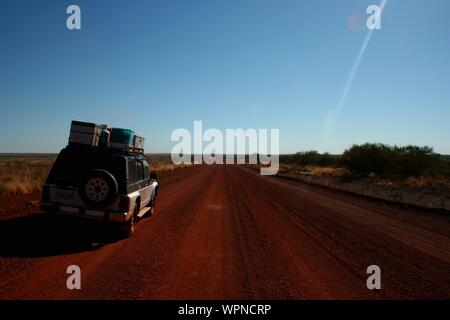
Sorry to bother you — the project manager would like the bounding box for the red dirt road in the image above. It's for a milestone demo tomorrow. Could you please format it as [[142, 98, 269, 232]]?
[[0, 165, 449, 299]]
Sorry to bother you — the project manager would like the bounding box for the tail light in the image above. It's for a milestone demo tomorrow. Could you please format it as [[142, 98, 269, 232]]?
[[119, 195, 130, 212]]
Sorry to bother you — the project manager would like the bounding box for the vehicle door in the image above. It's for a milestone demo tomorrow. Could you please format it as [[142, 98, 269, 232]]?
[[138, 160, 152, 206]]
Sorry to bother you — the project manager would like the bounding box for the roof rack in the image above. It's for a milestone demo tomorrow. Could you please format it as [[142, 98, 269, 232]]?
[[109, 145, 145, 158], [66, 143, 145, 158]]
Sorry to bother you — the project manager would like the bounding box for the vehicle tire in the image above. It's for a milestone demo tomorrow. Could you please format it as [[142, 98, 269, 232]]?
[[144, 198, 156, 217], [79, 169, 118, 208], [119, 203, 138, 238]]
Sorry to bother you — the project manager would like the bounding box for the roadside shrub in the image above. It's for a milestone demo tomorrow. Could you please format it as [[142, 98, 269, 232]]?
[[392, 145, 440, 176], [297, 151, 338, 167], [341, 144, 393, 175], [431, 155, 450, 177], [341, 143, 441, 177]]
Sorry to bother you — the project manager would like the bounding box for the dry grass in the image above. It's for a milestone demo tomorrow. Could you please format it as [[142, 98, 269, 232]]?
[[300, 166, 350, 177], [0, 155, 55, 196], [277, 164, 350, 177], [145, 154, 193, 172], [0, 153, 189, 196], [279, 163, 450, 190], [150, 162, 193, 172]]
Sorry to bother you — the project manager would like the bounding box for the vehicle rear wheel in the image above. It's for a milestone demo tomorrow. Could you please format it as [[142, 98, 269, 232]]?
[[144, 193, 157, 218], [144, 200, 155, 218], [119, 203, 138, 238]]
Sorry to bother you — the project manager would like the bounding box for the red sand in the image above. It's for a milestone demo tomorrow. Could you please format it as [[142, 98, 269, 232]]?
[[0, 165, 449, 299]]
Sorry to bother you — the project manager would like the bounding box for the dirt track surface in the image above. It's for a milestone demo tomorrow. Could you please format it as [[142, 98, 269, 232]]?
[[0, 165, 449, 299]]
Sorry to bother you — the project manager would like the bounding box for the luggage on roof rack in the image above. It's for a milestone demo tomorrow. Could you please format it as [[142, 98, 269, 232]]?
[[67, 121, 145, 156], [110, 128, 135, 146], [134, 135, 145, 150], [69, 121, 107, 147]]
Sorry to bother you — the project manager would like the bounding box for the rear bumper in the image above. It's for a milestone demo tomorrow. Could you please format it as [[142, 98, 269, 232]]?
[[40, 202, 131, 223], [109, 211, 131, 222]]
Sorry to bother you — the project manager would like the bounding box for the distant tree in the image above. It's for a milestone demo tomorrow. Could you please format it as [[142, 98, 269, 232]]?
[[296, 151, 337, 167], [341, 143, 440, 176]]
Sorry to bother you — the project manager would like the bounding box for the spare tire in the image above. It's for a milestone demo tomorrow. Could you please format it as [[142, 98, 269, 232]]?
[[79, 169, 118, 208]]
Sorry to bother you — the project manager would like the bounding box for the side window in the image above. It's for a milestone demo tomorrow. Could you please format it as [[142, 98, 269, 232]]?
[[136, 161, 145, 181], [128, 160, 137, 184], [143, 160, 150, 180]]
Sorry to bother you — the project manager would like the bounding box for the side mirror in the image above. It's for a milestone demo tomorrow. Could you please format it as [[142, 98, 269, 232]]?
[[150, 171, 158, 180]]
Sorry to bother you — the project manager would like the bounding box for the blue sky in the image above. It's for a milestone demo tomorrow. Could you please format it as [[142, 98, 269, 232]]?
[[0, 0, 449, 154]]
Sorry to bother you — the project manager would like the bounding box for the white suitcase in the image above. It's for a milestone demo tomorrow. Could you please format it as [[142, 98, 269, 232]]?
[[134, 135, 145, 150], [69, 121, 106, 146]]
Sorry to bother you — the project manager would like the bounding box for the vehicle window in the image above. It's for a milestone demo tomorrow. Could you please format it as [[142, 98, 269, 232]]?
[[128, 159, 138, 184], [136, 161, 145, 181], [143, 160, 150, 180]]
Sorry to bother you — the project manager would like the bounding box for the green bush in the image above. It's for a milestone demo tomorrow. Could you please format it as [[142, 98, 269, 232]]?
[[294, 151, 338, 167], [393, 145, 440, 176], [341, 144, 392, 175], [341, 143, 441, 176]]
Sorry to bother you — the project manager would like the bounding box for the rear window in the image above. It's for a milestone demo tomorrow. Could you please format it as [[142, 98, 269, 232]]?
[[46, 149, 126, 192]]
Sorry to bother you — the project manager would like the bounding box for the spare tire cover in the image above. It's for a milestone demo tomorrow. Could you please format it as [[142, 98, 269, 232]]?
[[79, 169, 118, 208]]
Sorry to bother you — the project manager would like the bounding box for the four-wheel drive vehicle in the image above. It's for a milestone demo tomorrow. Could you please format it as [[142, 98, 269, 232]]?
[[40, 121, 159, 238]]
